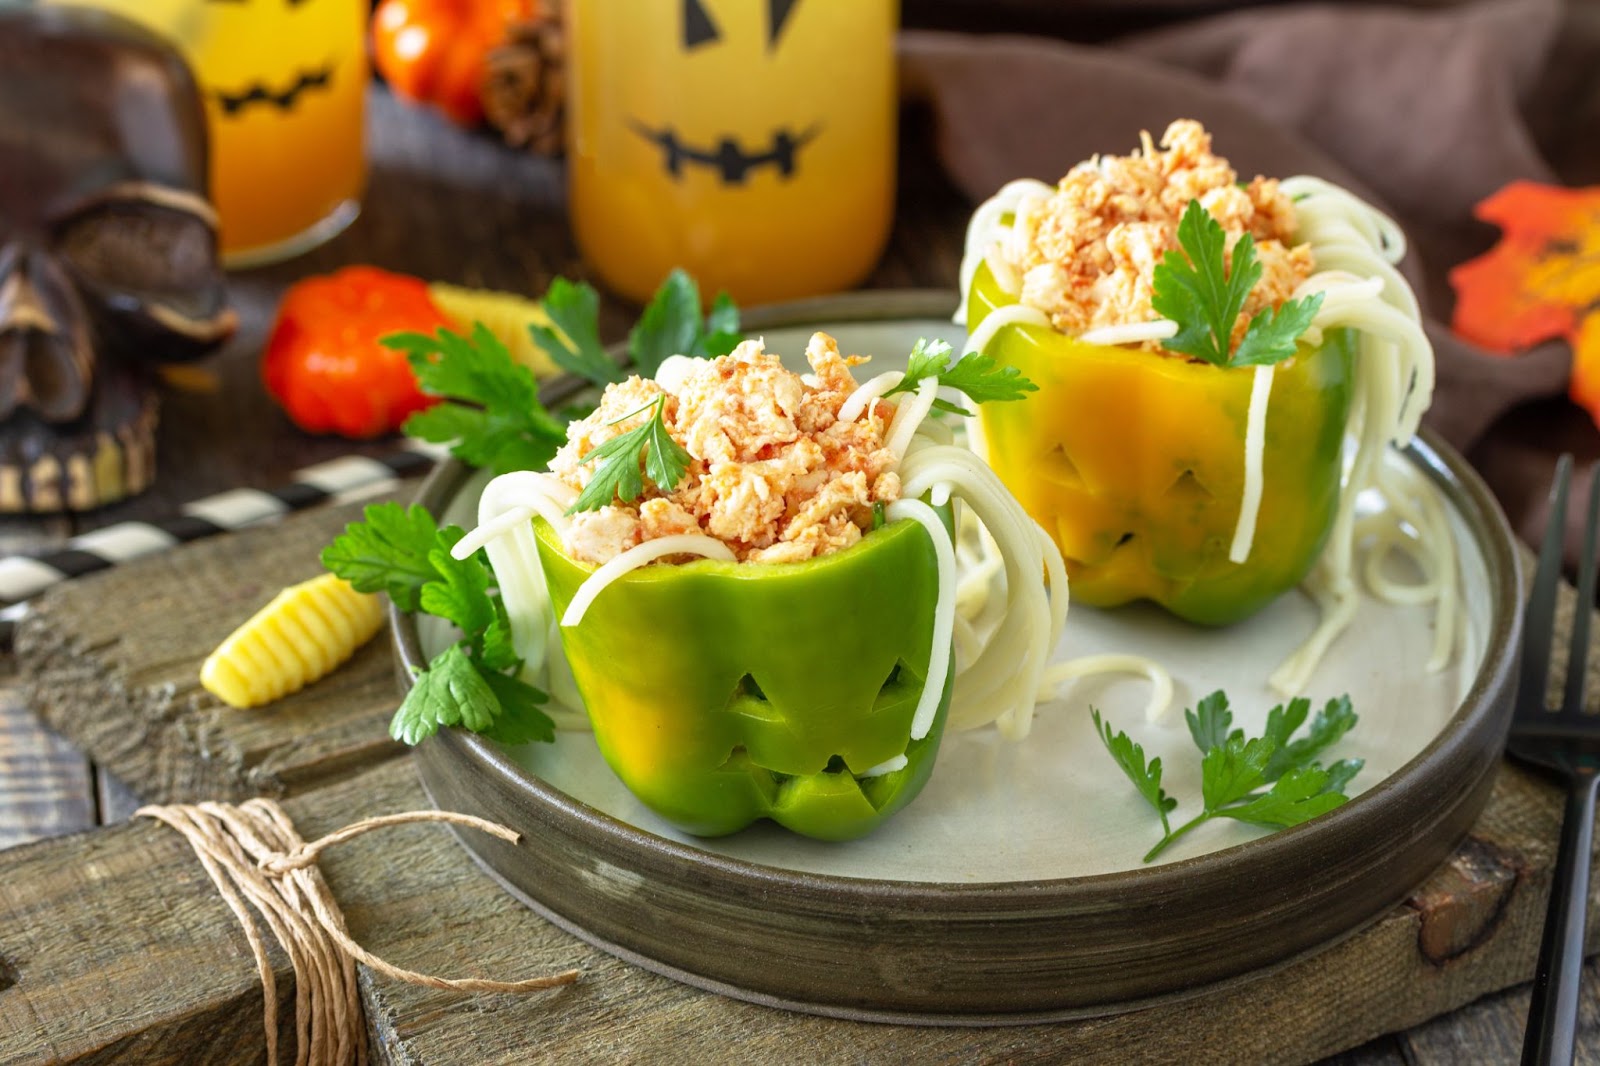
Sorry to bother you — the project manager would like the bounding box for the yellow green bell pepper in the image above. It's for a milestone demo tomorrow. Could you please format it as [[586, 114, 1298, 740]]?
[[534, 514, 953, 841], [968, 262, 1355, 625]]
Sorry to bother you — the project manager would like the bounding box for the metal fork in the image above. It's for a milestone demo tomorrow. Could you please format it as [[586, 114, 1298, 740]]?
[[1510, 454, 1600, 1065]]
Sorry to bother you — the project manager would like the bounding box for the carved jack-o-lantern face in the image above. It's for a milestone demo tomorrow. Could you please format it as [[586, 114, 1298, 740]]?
[[0, 6, 235, 512], [569, 0, 898, 305], [55, 0, 367, 261]]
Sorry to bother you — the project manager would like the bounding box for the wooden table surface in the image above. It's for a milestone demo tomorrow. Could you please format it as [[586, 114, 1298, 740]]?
[[0, 87, 1582, 1065]]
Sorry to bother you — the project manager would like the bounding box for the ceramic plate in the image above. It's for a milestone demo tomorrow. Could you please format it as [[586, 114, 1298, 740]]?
[[404, 291, 1521, 1022]]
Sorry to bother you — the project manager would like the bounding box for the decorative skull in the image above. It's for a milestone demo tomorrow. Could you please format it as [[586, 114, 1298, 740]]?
[[0, 6, 235, 512]]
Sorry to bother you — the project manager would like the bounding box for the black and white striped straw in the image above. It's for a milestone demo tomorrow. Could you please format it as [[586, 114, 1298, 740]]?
[[0, 440, 447, 605]]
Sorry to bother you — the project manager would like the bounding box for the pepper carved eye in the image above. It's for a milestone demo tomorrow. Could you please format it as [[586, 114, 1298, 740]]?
[[682, 0, 720, 50]]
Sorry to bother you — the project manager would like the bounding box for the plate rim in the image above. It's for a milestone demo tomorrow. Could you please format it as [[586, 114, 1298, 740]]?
[[396, 290, 1521, 900]]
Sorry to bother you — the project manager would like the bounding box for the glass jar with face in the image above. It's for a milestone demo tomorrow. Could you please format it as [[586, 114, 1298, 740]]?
[[568, 0, 898, 305], [53, 0, 367, 267]]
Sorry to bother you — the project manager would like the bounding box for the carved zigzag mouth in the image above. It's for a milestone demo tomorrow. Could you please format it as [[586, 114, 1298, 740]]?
[[628, 121, 820, 185], [213, 65, 334, 116]]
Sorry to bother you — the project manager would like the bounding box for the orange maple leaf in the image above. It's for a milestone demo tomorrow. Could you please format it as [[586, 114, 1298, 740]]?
[[1450, 180, 1600, 424]]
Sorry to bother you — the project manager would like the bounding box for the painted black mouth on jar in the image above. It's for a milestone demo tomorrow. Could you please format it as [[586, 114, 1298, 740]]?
[[627, 121, 820, 185]]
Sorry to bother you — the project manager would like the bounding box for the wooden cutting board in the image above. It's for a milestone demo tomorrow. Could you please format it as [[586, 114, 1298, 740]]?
[[0, 492, 1588, 1064]]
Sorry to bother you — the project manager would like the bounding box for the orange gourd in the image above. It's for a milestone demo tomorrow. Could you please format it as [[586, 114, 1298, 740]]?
[[371, 0, 537, 126]]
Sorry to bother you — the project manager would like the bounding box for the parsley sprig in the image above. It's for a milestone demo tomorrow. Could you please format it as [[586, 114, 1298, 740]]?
[[387, 324, 568, 477], [883, 337, 1038, 416], [566, 395, 693, 514], [1093, 689, 1362, 863], [322, 502, 554, 747], [1151, 200, 1324, 368], [534, 269, 742, 388]]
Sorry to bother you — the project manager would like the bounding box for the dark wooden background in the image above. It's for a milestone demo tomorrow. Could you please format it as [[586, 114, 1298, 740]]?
[[0, 86, 1587, 1064]]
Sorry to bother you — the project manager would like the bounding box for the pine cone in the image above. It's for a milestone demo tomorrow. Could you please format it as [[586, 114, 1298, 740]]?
[[483, 12, 566, 157]]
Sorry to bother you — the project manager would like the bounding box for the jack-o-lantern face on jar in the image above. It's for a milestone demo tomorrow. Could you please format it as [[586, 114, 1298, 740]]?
[[56, 0, 367, 265], [0, 6, 235, 512], [568, 0, 899, 306]]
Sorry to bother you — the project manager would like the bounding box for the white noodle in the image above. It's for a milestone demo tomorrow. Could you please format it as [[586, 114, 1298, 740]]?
[[838, 370, 904, 423], [885, 497, 959, 741], [956, 177, 1056, 324], [1079, 320, 1180, 346], [965, 303, 1051, 356], [901, 443, 1068, 740], [561, 535, 736, 627], [859, 754, 909, 778], [885, 377, 940, 460], [1039, 654, 1174, 724], [653, 355, 700, 395], [1229, 365, 1275, 563], [467, 471, 581, 671]]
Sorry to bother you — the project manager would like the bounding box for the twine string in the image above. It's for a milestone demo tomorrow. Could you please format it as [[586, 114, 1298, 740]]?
[[138, 799, 580, 1066]]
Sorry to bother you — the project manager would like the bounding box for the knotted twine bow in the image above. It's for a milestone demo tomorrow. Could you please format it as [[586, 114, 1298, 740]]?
[[137, 800, 580, 1066]]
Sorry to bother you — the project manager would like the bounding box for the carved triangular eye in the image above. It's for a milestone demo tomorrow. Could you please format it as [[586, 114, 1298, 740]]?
[[682, 0, 721, 50], [767, 0, 800, 49]]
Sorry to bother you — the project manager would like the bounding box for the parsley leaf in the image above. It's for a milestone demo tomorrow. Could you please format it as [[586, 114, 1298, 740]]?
[[1151, 199, 1323, 368], [1093, 689, 1364, 863], [1231, 291, 1325, 368], [629, 269, 743, 375], [418, 543, 493, 637], [1092, 708, 1178, 835], [325, 502, 555, 748], [1185, 689, 1236, 755], [320, 502, 441, 613], [1199, 734, 1275, 810], [629, 270, 702, 377], [391, 323, 568, 476], [566, 396, 693, 514], [884, 337, 1038, 416], [529, 277, 623, 386], [392, 645, 497, 744], [1218, 766, 1348, 828]]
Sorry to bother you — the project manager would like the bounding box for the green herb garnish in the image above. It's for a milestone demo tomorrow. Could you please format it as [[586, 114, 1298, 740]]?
[[322, 502, 554, 747], [1094, 689, 1361, 862], [883, 337, 1038, 416], [1151, 200, 1324, 368], [566, 395, 694, 514], [532, 269, 742, 388], [387, 324, 568, 477]]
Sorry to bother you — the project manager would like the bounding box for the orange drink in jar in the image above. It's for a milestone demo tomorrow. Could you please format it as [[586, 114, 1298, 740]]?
[[568, 0, 899, 305], [56, 0, 367, 266]]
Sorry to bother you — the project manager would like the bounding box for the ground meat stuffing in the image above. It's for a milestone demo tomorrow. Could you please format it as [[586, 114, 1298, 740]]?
[[992, 119, 1315, 348], [547, 333, 902, 565]]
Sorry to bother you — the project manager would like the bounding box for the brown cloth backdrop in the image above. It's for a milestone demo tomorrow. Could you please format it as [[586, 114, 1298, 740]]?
[[900, 0, 1600, 559]]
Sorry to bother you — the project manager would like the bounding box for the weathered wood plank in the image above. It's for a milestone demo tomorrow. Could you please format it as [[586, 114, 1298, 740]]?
[[94, 766, 143, 826], [15, 498, 404, 806], [0, 678, 94, 849], [0, 750, 1594, 1066]]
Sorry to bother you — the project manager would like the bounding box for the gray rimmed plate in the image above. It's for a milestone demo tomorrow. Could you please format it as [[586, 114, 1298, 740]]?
[[398, 290, 1522, 1024]]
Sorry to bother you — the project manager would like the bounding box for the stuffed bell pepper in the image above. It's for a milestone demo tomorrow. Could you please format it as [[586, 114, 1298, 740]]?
[[454, 332, 1064, 841], [958, 120, 1442, 689]]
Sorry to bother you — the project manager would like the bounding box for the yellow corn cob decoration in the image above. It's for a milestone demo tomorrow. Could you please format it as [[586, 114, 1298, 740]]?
[[426, 282, 559, 379], [200, 573, 385, 709]]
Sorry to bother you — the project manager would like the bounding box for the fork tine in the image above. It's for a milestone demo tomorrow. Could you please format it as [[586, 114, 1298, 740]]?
[[1520, 454, 1573, 715], [1561, 463, 1600, 715]]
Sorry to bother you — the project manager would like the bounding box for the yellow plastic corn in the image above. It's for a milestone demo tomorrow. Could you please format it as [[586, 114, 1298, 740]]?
[[426, 282, 558, 378], [200, 573, 384, 709]]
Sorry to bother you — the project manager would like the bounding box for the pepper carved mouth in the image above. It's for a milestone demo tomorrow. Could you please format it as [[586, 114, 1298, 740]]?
[[628, 120, 820, 185], [213, 65, 334, 116]]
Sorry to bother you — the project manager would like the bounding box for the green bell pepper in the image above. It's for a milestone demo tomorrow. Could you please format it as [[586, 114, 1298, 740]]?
[[534, 515, 954, 841], [968, 262, 1356, 626]]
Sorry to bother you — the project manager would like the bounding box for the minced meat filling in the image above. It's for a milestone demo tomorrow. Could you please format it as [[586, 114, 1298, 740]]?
[[548, 332, 902, 565], [993, 119, 1315, 348]]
